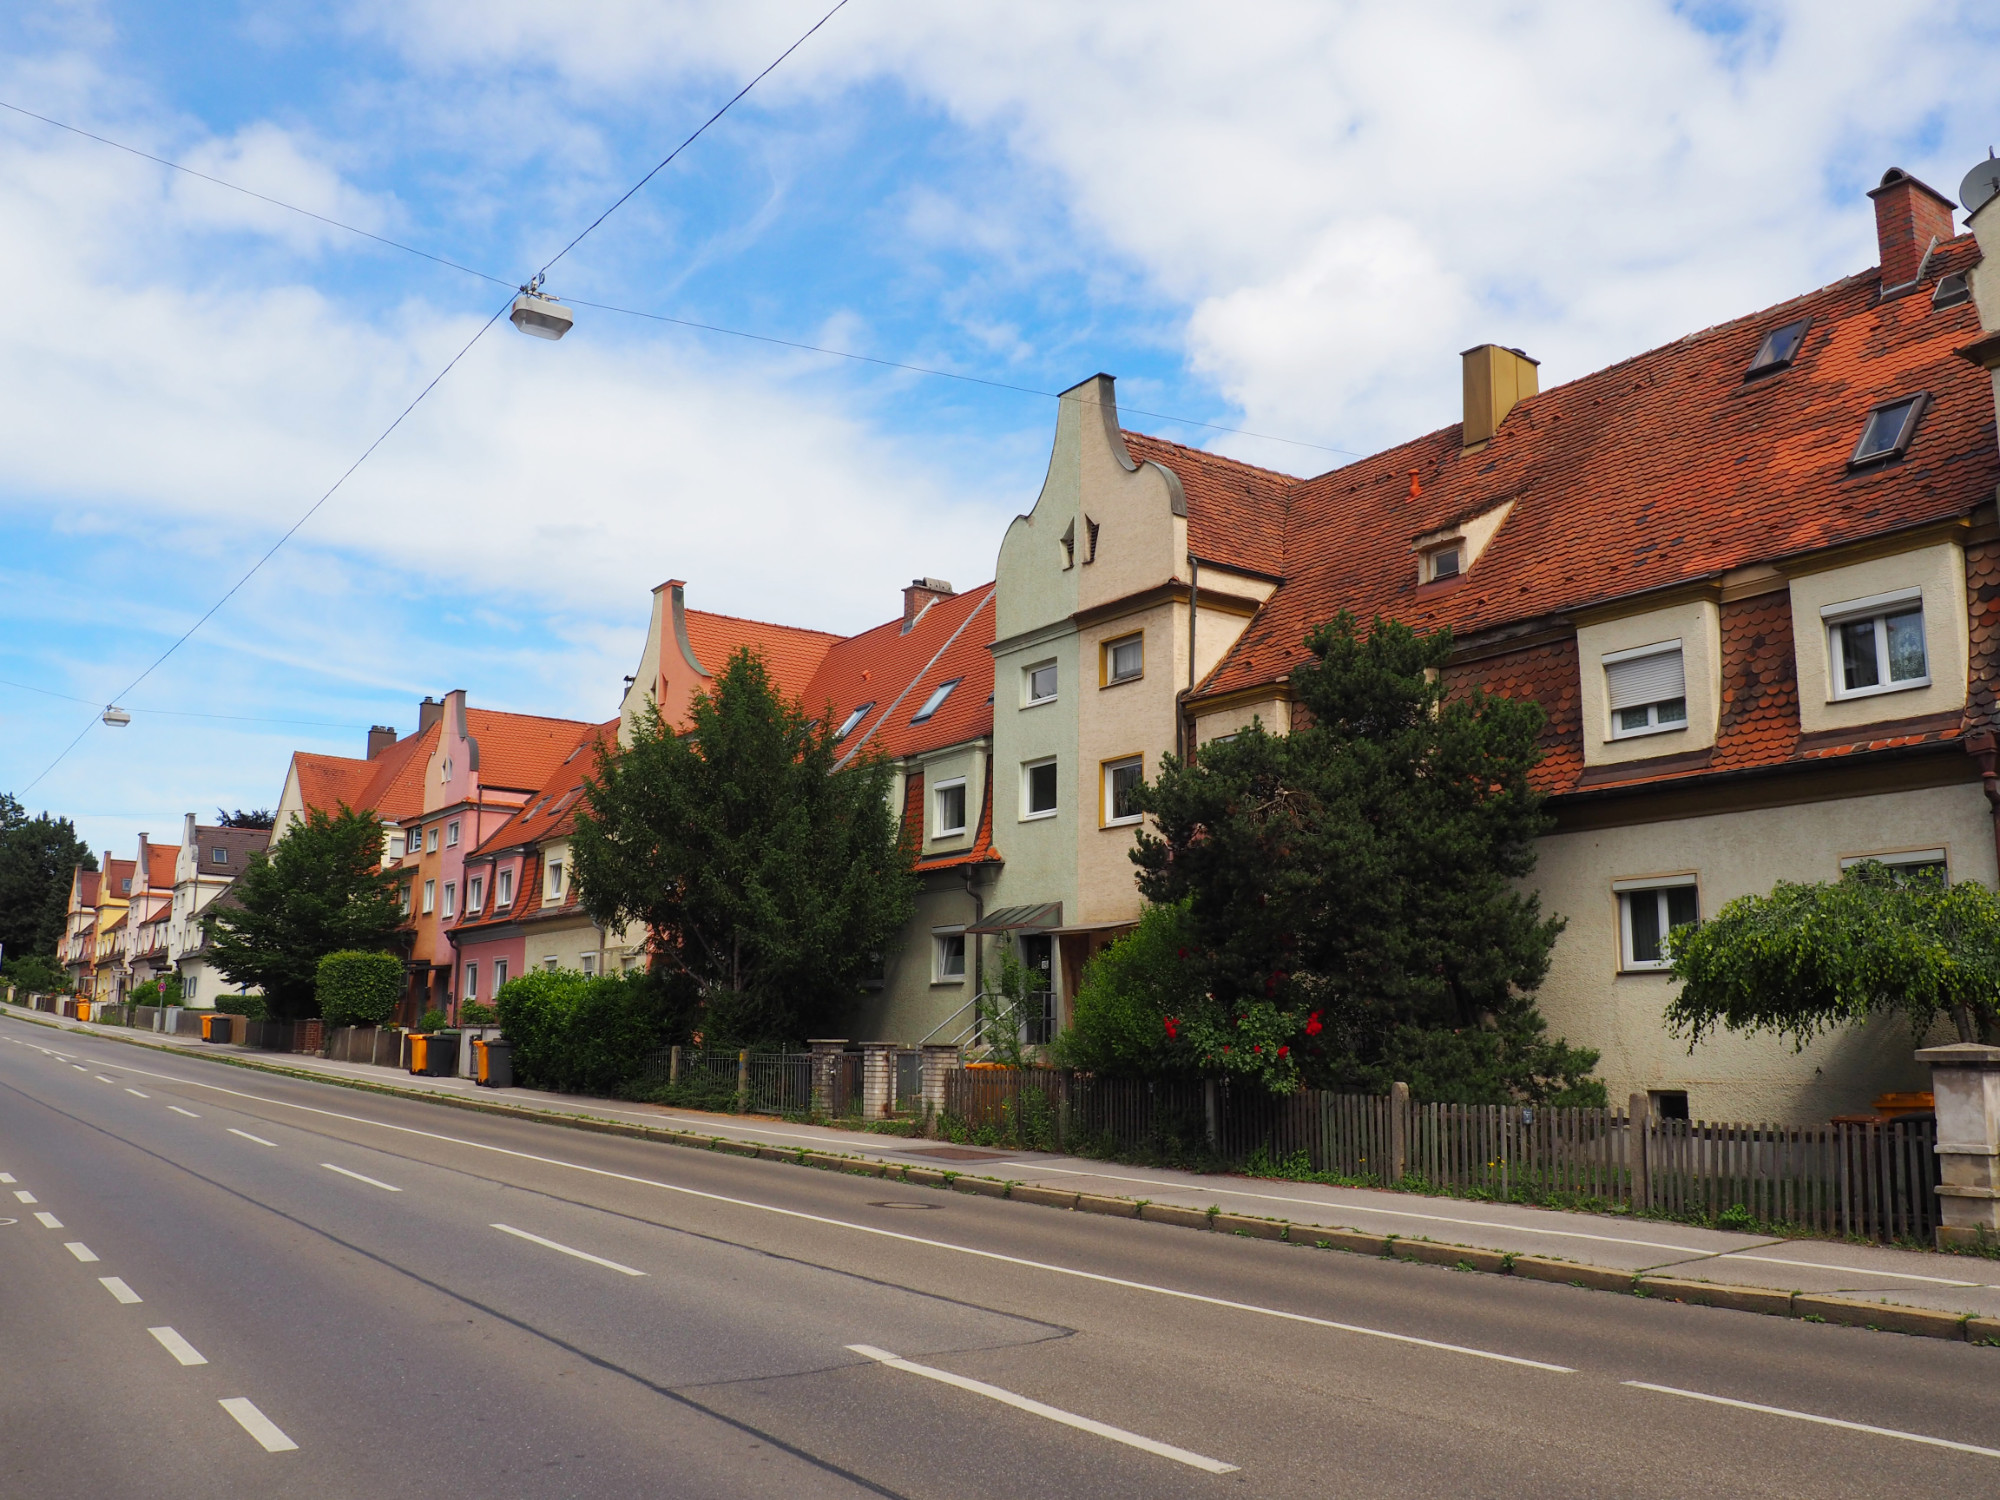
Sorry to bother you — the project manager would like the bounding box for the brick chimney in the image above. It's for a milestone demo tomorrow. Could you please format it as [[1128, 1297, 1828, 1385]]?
[[1461, 345, 1539, 450], [418, 696, 443, 733], [367, 725, 398, 760], [902, 578, 955, 629], [1868, 168, 1955, 292]]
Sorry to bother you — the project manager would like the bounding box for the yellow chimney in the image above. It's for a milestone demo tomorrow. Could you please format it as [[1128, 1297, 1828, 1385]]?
[[1461, 344, 1540, 450]]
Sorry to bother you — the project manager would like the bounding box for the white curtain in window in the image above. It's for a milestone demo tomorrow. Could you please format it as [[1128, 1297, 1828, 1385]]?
[[1606, 648, 1685, 710]]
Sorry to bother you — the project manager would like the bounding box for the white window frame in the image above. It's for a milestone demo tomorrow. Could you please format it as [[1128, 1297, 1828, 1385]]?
[[1024, 660, 1058, 706], [546, 859, 565, 901], [399, 883, 411, 916], [1840, 847, 1948, 882], [426, 827, 439, 854], [1022, 757, 1058, 820], [446, 820, 460, 847], [421, 879, 436, 915], [579, 953, 597, 977], [497, 869, 514, 908], [1103, 633, 1144, 686], [211, 847, 229, 864], [1603, 640, 1689, 740], [1613, 875, 1699, 972], [933, 777, 968, 838], [442, 881, 457, 919], [463, 963, 478, 1001], [932, 927, 967, 984], [1425, 543, 1462, 582], [1822, 588, 1929, 701], [542, 955, 558, 973], [1101, 755, 1144, 828], [493, 958, 508, 991], [468, 875, 484, 913]]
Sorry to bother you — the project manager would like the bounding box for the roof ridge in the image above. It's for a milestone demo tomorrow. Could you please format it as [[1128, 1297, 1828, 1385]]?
[[683, 605, 847, 641], [1121, 428, 1304, 481]]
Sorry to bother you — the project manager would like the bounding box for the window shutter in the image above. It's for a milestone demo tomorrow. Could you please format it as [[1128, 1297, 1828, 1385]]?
[[1606, 648, 1684, 711]]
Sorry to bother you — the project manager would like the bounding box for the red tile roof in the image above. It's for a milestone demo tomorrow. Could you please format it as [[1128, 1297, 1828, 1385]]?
[[77, 870, 100, 906], [910, 761, 1001, 872], [462, 707, 604, 794], [812, 584, 997, 765], [1123, 431, 1292, 576], [683, 609, 842, 705], [469, 721, 618, 858]]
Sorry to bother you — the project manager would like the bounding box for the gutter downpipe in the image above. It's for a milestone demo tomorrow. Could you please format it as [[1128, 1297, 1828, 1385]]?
[[1183, 554, 1200, 762], [1964, 727, 2000, 887], [963, 862, 985, 1012]]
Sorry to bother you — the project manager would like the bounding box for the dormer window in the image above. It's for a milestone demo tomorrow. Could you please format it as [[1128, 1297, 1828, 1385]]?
[[1850, 394, 1927, 467], [1746, 317, 1811, 378], [910, 679, 961, 725], [1426, 544, 1462, 582], [211, 847, 228, 864], [1605, 641, 1688, 739], [836, 703, 874, 739], [1932, 273, 1971, 309]]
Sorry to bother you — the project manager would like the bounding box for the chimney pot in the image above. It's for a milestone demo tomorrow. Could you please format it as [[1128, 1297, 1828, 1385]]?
[[1461, 344, 1539, 450], [1868, 168, 1955, 291], [418, 696, 443, 733], [902, 577, 956, 627], [367, 724, 399, 760]]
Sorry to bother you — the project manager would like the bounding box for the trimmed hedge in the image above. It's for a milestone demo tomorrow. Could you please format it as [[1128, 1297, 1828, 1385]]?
[[317, 950, 404, 1028], [495, 968, 667, 1095]]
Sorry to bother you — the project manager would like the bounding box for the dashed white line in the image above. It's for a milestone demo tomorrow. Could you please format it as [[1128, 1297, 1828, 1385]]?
[[227, 1129, 277, 1148], [320, 1163, 401, 1193], [0, 1172, 14, 1183], [1625, 1381, 2000, 1459], [846, 1345, 1237, 1473], [148, 1326, 208, 1366], [491, 1223, 646, 1276], [219, 1397, 297, 1453], [33, 1211, 62, 1229], [125, 1088, 150, 1099], [99, 1276, 142, 1304], [71, 1064, 88, 1072], [168, 1105, 200, 1118], [63, 1242, 98, 1263], [14, 1190, 37, 1204], [95, 1075, 116, 1084]]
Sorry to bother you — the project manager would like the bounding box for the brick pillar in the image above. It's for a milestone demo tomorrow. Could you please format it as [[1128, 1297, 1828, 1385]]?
[[920, 1043, 958, 1127], [1919, 1042, 2000, 1248], [861, 1042, 895, 1120], [809, 1039, 848, 1117]]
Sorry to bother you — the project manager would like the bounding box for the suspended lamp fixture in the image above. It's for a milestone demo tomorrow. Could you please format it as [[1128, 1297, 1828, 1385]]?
[[102, 705, 132, 727], [510, 273, 574, 340]]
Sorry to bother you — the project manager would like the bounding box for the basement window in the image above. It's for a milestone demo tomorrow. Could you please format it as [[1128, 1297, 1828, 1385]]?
[[1849, 394, 1927, 467], [1745, 317, 1811, 378], [836, 702, 874, 740], [910, 678, 961, 725]]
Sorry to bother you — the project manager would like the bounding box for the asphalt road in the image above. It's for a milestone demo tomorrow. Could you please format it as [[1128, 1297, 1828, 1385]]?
[[3, 1011, 1997, 1499]]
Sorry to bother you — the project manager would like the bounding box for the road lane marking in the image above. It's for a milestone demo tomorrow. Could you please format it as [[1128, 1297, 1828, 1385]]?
[[168, 1106, 200, 1117], [99, 1276, 142, 1304], [1710, 1251, 1979, 1288], [1624, 1382, 2000, 1459], [228, 1129, 277, 1147], [95, 1075, 116, 1084], [148, 1326, 208, 1366], [64, 1242, 98, 1263], [321, 1163, 401, 1192], [14, 1190, 37, 1203], [846, 1344, 1237, 1472], [72, 1064, 88, 1071], [0, 1172, 13, 1182], [125, 1088, 150, 1099], [219, 1397, 297, 1453], [33, 1212, 62, 1229], [491, 1224, 646, 1276], [95, 1060, 1577, 1372]]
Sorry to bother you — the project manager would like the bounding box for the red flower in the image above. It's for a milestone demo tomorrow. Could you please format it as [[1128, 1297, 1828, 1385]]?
[[1163, 1016, 1180, 1040], [1253, 1044, 1262, 1053], [1304, 1011, 1323, 1037], [1278, 1046, 1289, 1058]]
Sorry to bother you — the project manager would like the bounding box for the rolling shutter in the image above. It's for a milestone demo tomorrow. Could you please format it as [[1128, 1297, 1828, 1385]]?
[[1606, 647, 1684, 711]]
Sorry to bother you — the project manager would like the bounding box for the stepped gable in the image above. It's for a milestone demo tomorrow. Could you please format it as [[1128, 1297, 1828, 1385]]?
[[1194, 237, 1997, 705], [806, 583, 997, 764]]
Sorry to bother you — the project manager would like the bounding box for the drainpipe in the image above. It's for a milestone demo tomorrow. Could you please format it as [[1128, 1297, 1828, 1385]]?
[[1964, 728, 2000, 882], [1183, 554, 1201, 762], [963, 863, 985, 1006]]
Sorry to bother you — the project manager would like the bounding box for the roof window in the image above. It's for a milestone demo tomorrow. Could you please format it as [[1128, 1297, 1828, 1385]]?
[[1745, 317, 1811, 377], [1932, 273, 1971, 309], [1850, 394, 1927, 467], [836, 703, 874, 740], [910, 679, 962, 725]]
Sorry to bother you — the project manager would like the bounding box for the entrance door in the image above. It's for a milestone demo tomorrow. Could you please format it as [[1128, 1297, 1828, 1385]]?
[[1017, 933, 1055, 1045]]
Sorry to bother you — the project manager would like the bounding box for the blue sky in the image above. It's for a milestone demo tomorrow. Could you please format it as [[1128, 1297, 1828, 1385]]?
[[3, 0, 1997, 859]]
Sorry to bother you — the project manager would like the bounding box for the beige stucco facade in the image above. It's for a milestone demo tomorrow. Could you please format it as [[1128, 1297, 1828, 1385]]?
[[1575, 591, 1725, 766]]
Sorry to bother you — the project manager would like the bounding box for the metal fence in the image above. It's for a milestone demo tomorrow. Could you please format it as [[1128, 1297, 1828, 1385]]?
[[941, 1068, 1941, 1244]]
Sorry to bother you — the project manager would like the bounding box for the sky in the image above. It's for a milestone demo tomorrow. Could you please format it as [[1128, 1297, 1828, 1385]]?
[[3, 0, 1997, 861]]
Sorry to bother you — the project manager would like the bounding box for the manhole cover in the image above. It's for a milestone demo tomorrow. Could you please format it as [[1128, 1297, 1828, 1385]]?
[[869, 1201, 941, 1211]]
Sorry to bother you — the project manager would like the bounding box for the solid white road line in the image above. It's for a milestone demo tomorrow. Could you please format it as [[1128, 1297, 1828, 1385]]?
[[89, 1057, 1579, 1373], [99, 1276, 142, 1304], [14, 1189, 37, 1203], [1712, 1250, 1979, 1288], [125, 1088, 150, 1099], [219, 1397, 298, 1453], [321, 1163, 401, 1192], [1625, 1382, 2000, 1460], [227, 1128, 277, 1147], [148, 1326, 208, 1366], [846, 1345, 1237, 1473], [63, 1242, 98, 1263], [168, 1105, 200, 1118], [33, 1211, 62, 1229], [491, 1223, 647, 1277]]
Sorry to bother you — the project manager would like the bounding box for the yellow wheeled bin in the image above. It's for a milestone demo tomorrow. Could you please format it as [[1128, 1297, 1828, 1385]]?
[[75, 1001, 92, 1023], [407, 1033, 429, 1075], [200, 1011, 228, 1042]]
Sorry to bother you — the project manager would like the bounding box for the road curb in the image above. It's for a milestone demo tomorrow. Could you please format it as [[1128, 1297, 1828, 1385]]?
[[8, 1004, 1998, 1348]]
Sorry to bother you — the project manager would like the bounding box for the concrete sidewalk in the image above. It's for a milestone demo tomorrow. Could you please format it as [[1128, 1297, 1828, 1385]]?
[[13, 1003, 2000, 1326]]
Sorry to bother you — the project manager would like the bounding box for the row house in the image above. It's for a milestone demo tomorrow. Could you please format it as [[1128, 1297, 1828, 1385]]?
[[55, 866, 102, 992], [63, 854, 132, 999], [112, 835, 179, 998], [165, 814, 271, 1008]]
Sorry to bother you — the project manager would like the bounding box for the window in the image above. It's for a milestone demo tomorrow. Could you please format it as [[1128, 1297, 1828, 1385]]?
[[911, 678, 961, 724], [1746, 316, 1811, 377], [546, 859, 565, 900], [122, 877, 131, 893], [493, 958, 508, 991], [934, 778, 967, 837], [542, 955, 558, 973], [426, 827, 439, 854], [422, 879, 436, 915], [1932, 273, 1971, 309], [446, 820, 460, 847], [933, 929, 967, 982], [1103, 634, 1143, 685], [1850, 394, 1927, 466], [1824, 591, 1928, 699], [836, 703, 874, 739], [442, 882, 456, 919], [1605, 642, 1688, 738], [468, 875, 484, 913], [496, 869, 514, 908], [1426, 544, 1462, 582], [1023, 758, 1058, 818], [580, 953, 597, 977], [1102, 756, 1143, 826], [186, 976, 197, 1002], [1649, 1090, 1690, 1122], [1618, 881, 1699, 970], [211, 847, 228, 864], [463, 963, 478, 1001], [1025, 661, 1058, 705], [1841, 848, 1948, 885], [399, 883, 411, 916]]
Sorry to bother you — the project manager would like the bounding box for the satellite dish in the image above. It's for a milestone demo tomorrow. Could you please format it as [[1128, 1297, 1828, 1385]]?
[[1962, 152, 2000, 216]]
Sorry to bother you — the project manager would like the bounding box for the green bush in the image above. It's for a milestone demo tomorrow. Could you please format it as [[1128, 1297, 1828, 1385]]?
[[316, 950, 404, 1028], [495, 968, 669, 1095], [458, 1001, 498, 1027], [4, 954, 71, 995], [414, 1008, 448, 1034], [130, 973, 183, 1007], [218, 993, 270, 1021], [1055, 901, 1204, 1075]]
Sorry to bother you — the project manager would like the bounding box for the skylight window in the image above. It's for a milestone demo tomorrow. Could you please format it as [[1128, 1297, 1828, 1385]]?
[[836, 703, 874, 739], [1745, 317, 1811, 377], [1850, 394, 1927, 466], [910, 678, 962, 724], [1932, 273, 1971, 309]]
